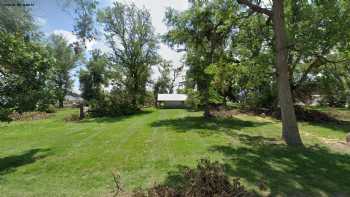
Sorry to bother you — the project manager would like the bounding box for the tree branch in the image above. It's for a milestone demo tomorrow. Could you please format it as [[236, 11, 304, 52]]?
[[293, 55, 350, 89], [237, 0, 272, 17]]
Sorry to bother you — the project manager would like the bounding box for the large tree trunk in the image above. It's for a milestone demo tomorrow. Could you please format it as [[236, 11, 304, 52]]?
[[59, 98, 64, 108], [272, 0, 303, 146], [203, 82, 211, 118], [203, 96, 210, 118]]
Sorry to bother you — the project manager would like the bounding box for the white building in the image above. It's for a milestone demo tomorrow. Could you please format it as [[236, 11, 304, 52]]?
[[157, 94, 188, 108]]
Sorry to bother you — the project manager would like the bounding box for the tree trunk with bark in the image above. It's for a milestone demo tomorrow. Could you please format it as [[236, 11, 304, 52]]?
[[272, 0, 303, 146], [59, 98, 64, 108], [237, 0, 303, 146], [203, 95, 211, 118]]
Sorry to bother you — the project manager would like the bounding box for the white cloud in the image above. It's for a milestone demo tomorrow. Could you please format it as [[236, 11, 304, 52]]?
[[52, 30, 77, 43], [51, 29, 97, 51], [35, 17, 47, 27]]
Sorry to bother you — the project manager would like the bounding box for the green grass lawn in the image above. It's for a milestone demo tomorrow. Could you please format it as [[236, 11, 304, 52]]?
[[1, 108, 350, 196]]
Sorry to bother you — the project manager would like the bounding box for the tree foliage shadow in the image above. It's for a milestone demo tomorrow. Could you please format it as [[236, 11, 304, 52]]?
[[306, 120, 350, 133], [78, 110, 154, 123], [150, 116, 270, 135], [210, 133, 350, 196], [0, 148, 51, 176]]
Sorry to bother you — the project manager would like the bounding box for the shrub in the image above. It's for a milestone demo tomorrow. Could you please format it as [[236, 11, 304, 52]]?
[[45, 105, 57, 113], [178, 159, 252, 197], [186, 90, 201, 111], [0, 108, 12, 122], [64, 114, 81, 122], [144, 91, 155, 107], [89, 91, 138, 117], [114, 159, 254, 197]]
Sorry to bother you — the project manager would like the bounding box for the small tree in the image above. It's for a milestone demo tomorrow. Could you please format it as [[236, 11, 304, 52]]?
[[48, 34, 80, 108], [79, 50, 109, 102]]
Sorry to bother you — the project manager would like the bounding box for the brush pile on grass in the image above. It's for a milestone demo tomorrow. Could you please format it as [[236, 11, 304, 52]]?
[[9, 111, 53, 121], [116, 159, 254, 197], [209, 104, 344, 124]]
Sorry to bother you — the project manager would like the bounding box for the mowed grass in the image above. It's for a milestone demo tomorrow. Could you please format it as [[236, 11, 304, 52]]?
[[0, 108, 350, 196]]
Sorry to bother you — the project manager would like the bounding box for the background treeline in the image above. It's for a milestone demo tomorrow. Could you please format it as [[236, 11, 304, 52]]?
[[1, 0, 350, 141], [0, 2, 83, 121], [0, 1, 162, 120], [165, 0, 350, 111]]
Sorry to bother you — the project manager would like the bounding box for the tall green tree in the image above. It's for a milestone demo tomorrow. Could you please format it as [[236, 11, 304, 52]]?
[[154, 60, 172, 96], [0, 32, 55, 112], [237, 0, 303, 145], [79, 50, 109, 102], [0, 0, 55, 119], [98, 2, 159, 108], [48, 34, 80, 108], [237, 0, 350, 145], [60, 0, 98, 53], [164, 0, 238, 117]]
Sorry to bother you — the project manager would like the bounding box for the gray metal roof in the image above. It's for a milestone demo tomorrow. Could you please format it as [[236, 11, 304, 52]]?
[[157, 94, 188, 101]]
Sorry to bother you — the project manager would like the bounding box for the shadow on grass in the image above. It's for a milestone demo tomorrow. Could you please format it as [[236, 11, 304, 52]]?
[[150, 116, 270, 135], [307, 120, 350, 133], [78, 110, 154, 123], [0, 148, 51, 176], [209, 133, 350, 196]]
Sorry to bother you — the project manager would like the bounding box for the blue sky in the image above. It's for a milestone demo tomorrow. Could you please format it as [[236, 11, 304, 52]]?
[[30, 0, 188, 93]]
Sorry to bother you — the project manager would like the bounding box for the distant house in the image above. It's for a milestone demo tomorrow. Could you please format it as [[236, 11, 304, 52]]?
[[64, 94, 83, 107], [157, 94, 188, 108]]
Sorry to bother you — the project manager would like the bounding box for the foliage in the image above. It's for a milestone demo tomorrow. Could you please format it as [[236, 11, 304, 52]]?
[[0, 108, 12, 122], [79, 50, 109, 102], [0, 32, 55, 113], [88, 89, 137, 117], [284, 0, 350, 106], [45, 105, 57, 114], [98, 2, 159, 108], [164, 0, 238, 116], [144, 91, 155, 107], [185, 89, 201, 110], [72, 0, 98, 42], [60, 0, 98, 53], [153, 60, 172, 96], [48, 34, 80, 107], [0, 0, 39, 38]]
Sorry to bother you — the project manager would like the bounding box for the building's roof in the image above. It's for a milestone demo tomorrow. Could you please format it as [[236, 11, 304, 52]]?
[[157, 94, 188, 101], [65, 95, 83, 101]]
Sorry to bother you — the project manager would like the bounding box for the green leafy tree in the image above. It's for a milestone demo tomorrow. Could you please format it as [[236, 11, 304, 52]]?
[[237, 0, 350, 145], [79, 50, 109, 102], [48, 34, 80, 108], [154, 60, 172, 94], [153, 60, 183, 98], [0, 32, 55, 113], [164, 0, 238, 117], [60, 0, 98, 53], [237, 0, 303, 145], [98, 2, 159, 108]]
